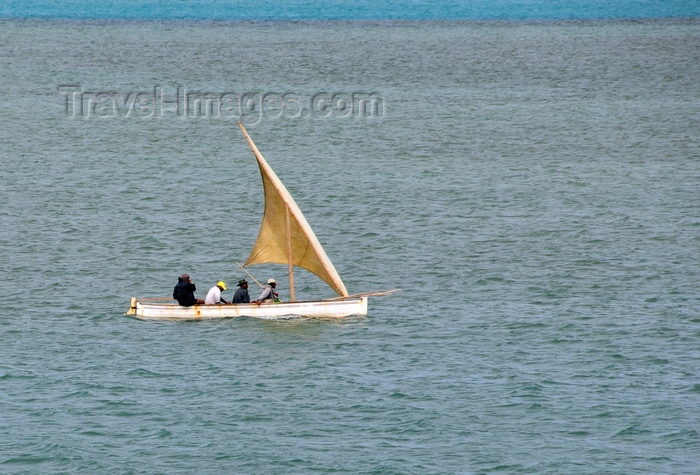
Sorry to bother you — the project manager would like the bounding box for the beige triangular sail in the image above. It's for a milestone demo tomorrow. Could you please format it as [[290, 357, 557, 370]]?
[[238, 122, 349, 298]]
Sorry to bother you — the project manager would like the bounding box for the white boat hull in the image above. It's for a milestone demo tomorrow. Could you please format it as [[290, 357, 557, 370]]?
[[125, 297, 368, 321]]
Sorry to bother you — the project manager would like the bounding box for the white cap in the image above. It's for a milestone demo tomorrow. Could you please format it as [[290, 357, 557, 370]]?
[[267, 278, 276, 284]]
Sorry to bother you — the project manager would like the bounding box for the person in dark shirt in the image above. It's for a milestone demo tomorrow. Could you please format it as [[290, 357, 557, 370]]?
[[173, 273, 205, 307], [232, 279, 250, 304]]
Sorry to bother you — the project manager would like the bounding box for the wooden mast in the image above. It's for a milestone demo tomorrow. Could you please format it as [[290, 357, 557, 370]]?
[[286, 203, 296, 302]]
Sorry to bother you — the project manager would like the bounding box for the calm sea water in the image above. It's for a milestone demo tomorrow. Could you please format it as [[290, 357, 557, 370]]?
[[1, 17, 699, 474]]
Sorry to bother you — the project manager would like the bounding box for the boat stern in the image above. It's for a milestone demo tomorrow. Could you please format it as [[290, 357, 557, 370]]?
[[125, 297, 138, 316]]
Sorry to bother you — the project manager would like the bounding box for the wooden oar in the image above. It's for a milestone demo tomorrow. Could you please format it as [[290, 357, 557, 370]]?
[[236, 262, 264, 288], [324, 289, 400, 301]]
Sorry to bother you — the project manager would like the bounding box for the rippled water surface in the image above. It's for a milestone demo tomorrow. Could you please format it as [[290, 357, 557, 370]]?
[[1, 19, 699, 474]]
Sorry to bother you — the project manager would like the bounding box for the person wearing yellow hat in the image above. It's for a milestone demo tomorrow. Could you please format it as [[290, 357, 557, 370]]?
[[205, 281, 229, 305]]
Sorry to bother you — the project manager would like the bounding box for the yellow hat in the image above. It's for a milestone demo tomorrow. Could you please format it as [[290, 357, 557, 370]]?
[[217, 281, 227, 290]]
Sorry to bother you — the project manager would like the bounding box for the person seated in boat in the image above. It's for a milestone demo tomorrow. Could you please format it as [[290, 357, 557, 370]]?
[[205, 281, 230, 305], [173, 273, 205, 307], [232, 279, 250, 304], [254, 278, 280, 305]]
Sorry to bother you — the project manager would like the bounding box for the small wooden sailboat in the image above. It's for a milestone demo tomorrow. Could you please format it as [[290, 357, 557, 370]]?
[[126, 123, 397, 320]]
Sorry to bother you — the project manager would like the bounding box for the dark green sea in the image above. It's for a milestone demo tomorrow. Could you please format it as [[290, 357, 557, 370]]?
[[1, 19, 699, 474]]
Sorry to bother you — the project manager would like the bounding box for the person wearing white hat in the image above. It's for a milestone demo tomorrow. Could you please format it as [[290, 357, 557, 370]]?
[[254, 278, 280, 304]]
